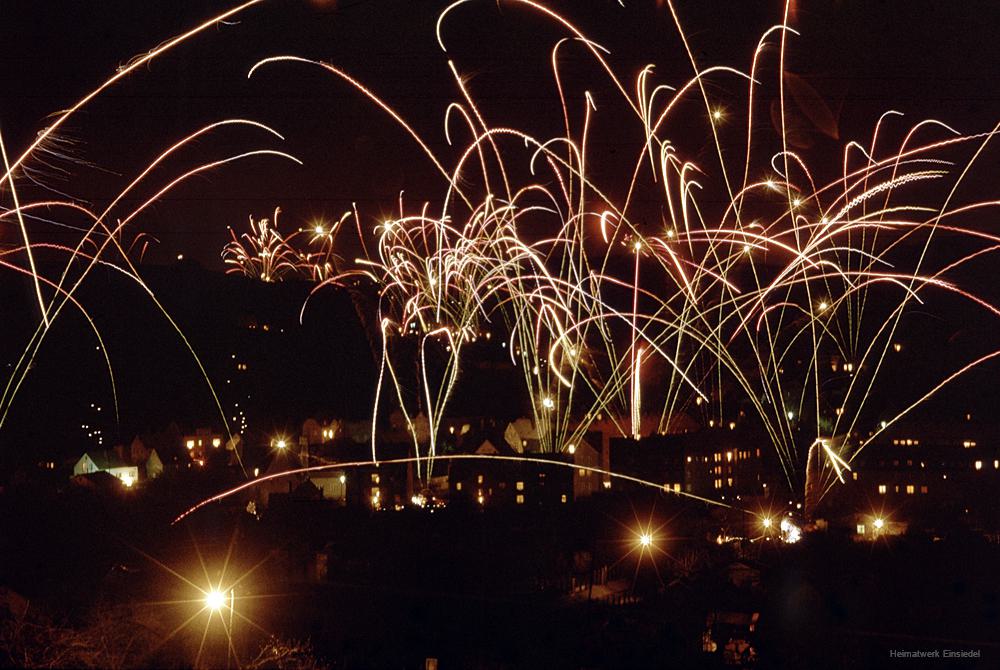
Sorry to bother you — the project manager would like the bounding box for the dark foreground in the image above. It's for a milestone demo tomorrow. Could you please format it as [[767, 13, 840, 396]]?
[[2, 474, 999, 668]]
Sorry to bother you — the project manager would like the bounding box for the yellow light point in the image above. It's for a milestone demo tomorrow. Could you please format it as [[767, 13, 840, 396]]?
[[542, 396, 555, 409], [712, 108, 723, 122], [567, 444, 576, 455], [204, 589, 226, 612], [762, 516, 772, 529], [666, 228, 675, 238], [639, 532, 653, 549], [873, 517, 885, 530], [275, 439, 286, 450], [792, 198, 801, 208], [818, 301, 829, 311], [121, 473, 135, 488], [633, 240, 642, 251], [314, 224, 325, 235]]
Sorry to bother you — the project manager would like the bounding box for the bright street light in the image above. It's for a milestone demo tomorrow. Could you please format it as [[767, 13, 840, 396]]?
[[204, 589, 226, 612]]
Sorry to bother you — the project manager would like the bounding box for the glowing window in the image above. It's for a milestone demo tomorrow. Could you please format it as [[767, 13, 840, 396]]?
[[878, 484, 887, 494], [975, 461, 983, 471], [455, 482, 462, 491], [560, 494, 567, 503], [516, 481, 524, 491], [906, 485, 915, 495], [516, 494, 524, 504]]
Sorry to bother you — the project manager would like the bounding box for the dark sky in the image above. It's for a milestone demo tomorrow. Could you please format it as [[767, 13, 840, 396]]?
[[4, 0, 1000, 266]]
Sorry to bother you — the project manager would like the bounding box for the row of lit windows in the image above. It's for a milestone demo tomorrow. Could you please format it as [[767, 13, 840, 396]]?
[[892, 438, 919, 446], [974, 460, 1000, 470], [185, 437, 222, 450], [878, 484, 928, 495]]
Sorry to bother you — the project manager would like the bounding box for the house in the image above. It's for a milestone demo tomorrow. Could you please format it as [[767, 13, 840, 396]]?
[[301, 417, 342, 447], [567, 438, 601, 500], [503, 418, 539, 453], [450, 436, 572, 507], [182, 427, 224, 465], [145, 449, 164, 480], [307, 472, 348, 503], [72, 452, 139, 488]]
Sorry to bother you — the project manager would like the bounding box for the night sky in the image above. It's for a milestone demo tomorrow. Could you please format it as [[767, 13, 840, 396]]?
[[4, 0, 1000, 266]]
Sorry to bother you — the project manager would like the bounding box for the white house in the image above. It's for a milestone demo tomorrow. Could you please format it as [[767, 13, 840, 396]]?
[[72, 452, 139, 488]]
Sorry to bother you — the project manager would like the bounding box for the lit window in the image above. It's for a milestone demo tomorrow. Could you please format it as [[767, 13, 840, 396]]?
[[516, 481, 524, 491], [516, 494, 524, 504], [975, 461, 983, 471], [714, 479, 722, 489], [852, 472, 858, 481], [186, 440, 195, 450], [857, 524, 865, 535], [673, 483, 681, 492], [371, 473, 380, 484], [726, 451, 733, 462], [920, 486, 928, 494], [455, 482, 462, 491], [578, 468, 586, 476], [477, 474, 484, 484], [906, 485, 915, 495], [878, 484, 887, 494], [726, 477, 733, 487], [212, 438, 221, 448], [560, 494, 567, 503]]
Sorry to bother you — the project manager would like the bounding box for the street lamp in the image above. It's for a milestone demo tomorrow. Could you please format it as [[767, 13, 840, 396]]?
[[204, 589, 226, 612]]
